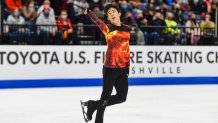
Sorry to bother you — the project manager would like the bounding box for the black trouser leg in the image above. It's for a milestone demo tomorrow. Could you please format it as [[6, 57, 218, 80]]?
[[95, 67, 118, 123], [107, 70, 128, 106], [94, 67, 128, 123]]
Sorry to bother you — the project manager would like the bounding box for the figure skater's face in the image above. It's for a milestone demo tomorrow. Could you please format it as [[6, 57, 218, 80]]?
[[107, 7, 121, 25]]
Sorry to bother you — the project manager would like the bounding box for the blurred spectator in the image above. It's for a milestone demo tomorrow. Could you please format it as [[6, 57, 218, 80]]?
[[180, 0, 189, 12], [5, 0, 23, 11], [143, 3, 154, 22], [163, 0, 174, 5], [129, 0, 142, 7], [164, 12, 180, 33], [56, 10, 74, 44], [67, 0, 76, 24], [200, 13, 215, 33], [189, 0, 207, 15], [70, 0, 89, 16], [131, 21, 145, 45], [88, 0, 101, 3], [153, 0, 164, 6], [87, 0, 101, 4], [203, 0, 212, 12], [92, 5, 104, 19], [36, 6, 61, 44], [22, 0, 37, 24], [136, 27, 145, 45], [173, 3, 184, 25], [119, 0, 130, 14], [129, 0, 143, 17], [7, 8, 25, 25], [200, 13, 215, 45], [132, 8, 141, 20], [162, 4, 169, 18], [149, 12, 165, 31], [67, 0, 90, 23], [1, 0, 217, 45], [135, 12, 148, 28], [185, 13, 201, 45], [146, 12, 165, 45], [154, 5, 161, 13], [3, 20, 9, 34], [37, 0, 55, 18], [73, 22, 90, 45], [76, 22, 85, 35], [87, 0, 102, 9], [102, 0, 117, 7], [210, 4, 217, 22], [163, 12, 180, 45], [124, 12, 134, 25], [6, 8, 31, 44]]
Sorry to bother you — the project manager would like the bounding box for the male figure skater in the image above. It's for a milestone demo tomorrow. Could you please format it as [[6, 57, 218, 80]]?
[[81, 4, 130, 123]]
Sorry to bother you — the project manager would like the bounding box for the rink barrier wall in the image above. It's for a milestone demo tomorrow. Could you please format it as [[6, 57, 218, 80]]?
[[0, 77, 218, 89], [1, 46, 218, 89]]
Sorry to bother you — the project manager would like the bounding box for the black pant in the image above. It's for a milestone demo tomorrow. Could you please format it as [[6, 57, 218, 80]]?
[[93, 66, 129, 123]]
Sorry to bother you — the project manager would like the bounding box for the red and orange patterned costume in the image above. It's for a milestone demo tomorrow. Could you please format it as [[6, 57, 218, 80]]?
[[88, 12, 130, 68]]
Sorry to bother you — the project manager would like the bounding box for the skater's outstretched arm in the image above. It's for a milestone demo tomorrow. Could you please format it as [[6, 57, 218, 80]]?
[[84, 9, 109, 35]]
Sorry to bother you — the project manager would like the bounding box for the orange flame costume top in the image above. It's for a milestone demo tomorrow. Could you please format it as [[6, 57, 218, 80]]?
[[88, 12, 131, 69]]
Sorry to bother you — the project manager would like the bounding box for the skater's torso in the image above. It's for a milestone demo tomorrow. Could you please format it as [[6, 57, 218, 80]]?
[[104, 24, 131, 68], [88, 12, 130, 68]]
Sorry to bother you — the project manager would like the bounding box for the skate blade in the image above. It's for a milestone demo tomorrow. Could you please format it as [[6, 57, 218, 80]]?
[[80, 100, 89, 122]]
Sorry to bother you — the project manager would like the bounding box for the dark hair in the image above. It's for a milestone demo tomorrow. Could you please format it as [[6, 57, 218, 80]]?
[[25, 0, 34, 7], [104, 4, 120, 16]]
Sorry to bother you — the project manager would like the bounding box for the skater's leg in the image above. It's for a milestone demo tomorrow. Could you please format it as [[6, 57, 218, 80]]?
[[86, 74, 128, 120], [95, 67, 119, 123], [107, 69, 128, 106]]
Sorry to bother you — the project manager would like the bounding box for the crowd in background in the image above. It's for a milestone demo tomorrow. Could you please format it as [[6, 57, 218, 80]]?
[[2, 0, 218, 45]]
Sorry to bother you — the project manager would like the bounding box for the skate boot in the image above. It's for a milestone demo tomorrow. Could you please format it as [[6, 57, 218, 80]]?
[[86, 100, 98, 121], [80, 100, 97, 122]]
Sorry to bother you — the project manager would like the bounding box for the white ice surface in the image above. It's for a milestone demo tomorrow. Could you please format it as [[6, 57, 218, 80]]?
[[0, 85, 218, 123]]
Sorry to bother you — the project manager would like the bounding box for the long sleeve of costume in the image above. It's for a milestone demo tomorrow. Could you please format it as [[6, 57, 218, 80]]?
[[88, 11, 109, 35], [88, 11, 131, 69]]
